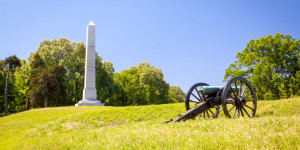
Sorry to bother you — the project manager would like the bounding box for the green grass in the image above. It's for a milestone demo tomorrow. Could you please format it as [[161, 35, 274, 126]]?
[[0, 98, 299, 149]]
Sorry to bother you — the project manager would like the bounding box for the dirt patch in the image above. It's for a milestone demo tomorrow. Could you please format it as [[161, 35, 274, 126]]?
[[61, 121, 82, 130]]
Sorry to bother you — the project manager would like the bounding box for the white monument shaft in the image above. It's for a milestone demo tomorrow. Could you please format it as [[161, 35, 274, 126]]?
[[75, 21, 104, 106], [83, 21, 96, 100]]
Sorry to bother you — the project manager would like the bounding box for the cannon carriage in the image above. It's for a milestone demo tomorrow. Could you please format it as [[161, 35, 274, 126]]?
[[166, 77, 257, 123]]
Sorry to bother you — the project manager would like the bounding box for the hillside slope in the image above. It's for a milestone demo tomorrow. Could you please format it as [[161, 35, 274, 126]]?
[[0, 98, 299, 149]]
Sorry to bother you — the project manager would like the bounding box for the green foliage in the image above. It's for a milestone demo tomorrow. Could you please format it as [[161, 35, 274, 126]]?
[[136, 62, 169, 104], [62, 41, 85, 103], [112, 67, 151, 105], [96, 57, 115, 103], [0, 98, 299, 149], [168, 85, 185, 103], [111, 62, 169, 105], [14, 60, 30, 112], [0, 59, 5, 116], [29, 65, 67, 107], [4, 55, 21, 71], [0, 38, 185, 115], [224, 33, 300, 100], [0, 38, 116, 115], [27, 38, 114, 106], [28, 38, 82, 104], [3, 55, 21, 115]]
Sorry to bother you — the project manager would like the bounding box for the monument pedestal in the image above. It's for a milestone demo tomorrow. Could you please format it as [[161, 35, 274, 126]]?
[[75, 87, 104, 106], [75, 99, 104, 106]]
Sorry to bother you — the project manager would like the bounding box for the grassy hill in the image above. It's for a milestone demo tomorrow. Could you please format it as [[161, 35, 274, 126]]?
[[0, 98, 299, 149]]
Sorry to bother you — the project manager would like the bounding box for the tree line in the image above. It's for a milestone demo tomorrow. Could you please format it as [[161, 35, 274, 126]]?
[[0, 38, 185, 116], [1, 33, 299, 116]]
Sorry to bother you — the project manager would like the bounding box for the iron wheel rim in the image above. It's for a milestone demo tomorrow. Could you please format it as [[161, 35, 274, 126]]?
[[221, 77, 257, 118], [185, 83, 220, 119]]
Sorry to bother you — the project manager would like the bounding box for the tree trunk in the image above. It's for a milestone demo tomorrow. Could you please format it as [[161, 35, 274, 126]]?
[[4, 66, 10, 116], [44, 96, 48, 108], [26, 98, 30, 110]]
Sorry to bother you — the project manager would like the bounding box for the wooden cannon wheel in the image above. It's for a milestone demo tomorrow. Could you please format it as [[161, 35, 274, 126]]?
[[184, 83, 220, 119], [221, 77, 257, 118]]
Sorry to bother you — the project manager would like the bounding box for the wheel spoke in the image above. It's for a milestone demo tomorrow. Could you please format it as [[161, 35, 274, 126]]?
[[191, 93, 201, 101], [189, 99, 199, 103], [206, 110, 210, 118], [241, 106, 250, 117], [238, 106, 240, 117], [228, 105, 235, 112], [240, 106, 244, 117], [241, 85, 247, 97], [230, 86, 237, 98], [242, 92, 251, 99], [195, 87, 203, 101], [208, 109, 214, 115], [232, 107, 237, 119], [239, 81, 242, 97], [218, 106, 222, 113], [227, 94, 236, 100], [234, 81, 239, 97], [244, 104, 254, 111]]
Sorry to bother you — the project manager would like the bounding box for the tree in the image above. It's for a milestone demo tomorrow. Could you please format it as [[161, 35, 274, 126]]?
[[64, 41, 85, 104], [95, 56, 115, 103], [0, 59, 5, 116], [3, 55, 21, 115], [224, 33, 300, 100], [136, 62, 169, 104], [29, 65, 67, 107], [168, 86, 185, 103], [111, 62, 169, 105], [112, 68, 150, 105], [13, 60, 30, 112]]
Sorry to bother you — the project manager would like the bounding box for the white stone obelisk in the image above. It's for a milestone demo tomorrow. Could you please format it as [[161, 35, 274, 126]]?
[[75, 21, 104, 106]]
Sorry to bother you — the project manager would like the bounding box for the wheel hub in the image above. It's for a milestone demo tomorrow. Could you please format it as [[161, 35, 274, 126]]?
[[240, 97, 246, 105], [235, 97, 246, 106], [233, 96, 246, 107]]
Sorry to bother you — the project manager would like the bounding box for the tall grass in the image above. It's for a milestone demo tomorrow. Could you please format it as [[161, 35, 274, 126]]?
[[0, 98, 299, 149]]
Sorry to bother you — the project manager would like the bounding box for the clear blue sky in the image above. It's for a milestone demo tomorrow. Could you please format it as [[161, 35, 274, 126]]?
[[1, 1, 299, 93]]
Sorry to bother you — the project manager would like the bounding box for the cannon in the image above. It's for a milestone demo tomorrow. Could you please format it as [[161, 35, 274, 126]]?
[[165, 77, 257, 123]]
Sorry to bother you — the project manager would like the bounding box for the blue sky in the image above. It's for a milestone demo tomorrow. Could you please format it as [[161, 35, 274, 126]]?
[[0, 0, 299, 92]]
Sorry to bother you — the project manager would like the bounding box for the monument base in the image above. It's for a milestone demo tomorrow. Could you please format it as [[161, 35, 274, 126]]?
[[75, 99, 104, 106]]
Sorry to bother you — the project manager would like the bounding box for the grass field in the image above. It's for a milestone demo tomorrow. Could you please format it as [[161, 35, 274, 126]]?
[[0, 98, 299, 149]]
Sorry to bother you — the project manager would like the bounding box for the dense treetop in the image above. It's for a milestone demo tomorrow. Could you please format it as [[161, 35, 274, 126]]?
[[224, 33, 300, 100]]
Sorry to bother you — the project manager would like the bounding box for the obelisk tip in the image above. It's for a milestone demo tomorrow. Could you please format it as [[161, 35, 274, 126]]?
[[88, 21, 95, 26]]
